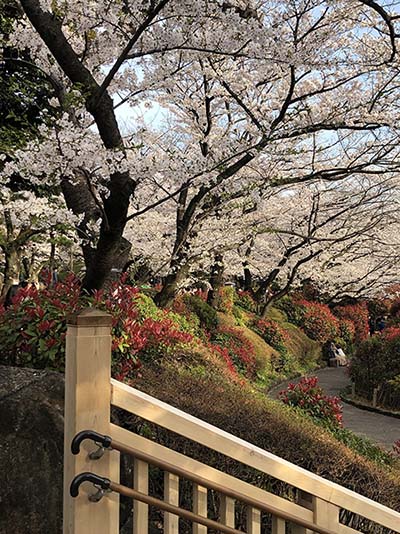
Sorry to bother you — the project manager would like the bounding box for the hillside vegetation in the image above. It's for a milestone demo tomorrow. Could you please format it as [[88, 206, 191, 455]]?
[[1, 280, 399, 523]]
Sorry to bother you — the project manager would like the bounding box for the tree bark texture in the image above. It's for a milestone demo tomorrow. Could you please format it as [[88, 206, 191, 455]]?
[[20, 0, 136, 291]]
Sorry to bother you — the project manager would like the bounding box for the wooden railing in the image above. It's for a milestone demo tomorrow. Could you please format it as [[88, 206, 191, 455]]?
[[63, 309, 400, 534]]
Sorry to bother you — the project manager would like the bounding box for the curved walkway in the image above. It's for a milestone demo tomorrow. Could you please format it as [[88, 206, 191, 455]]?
[[268, 368, 399, 451]]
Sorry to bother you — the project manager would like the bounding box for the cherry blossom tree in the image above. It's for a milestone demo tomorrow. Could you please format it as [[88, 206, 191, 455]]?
[[3, 0, 400, 297], [229, 177, 400, 313], [0, 190, 78, 293]]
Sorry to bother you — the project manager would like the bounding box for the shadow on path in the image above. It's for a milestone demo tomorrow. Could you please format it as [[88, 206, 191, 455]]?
[[268, 368, 399, 451]]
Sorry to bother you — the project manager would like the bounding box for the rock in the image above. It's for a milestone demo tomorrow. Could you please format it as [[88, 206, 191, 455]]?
[[0, 366, 64, 534]]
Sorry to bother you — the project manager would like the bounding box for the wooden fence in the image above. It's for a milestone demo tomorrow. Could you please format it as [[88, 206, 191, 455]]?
[[63, 309, 400, 534]]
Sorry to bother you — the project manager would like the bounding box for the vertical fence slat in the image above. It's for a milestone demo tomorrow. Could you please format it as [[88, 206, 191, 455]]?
[[291, 490, 313, 533], [164, 472, 179, 534], [133, 459, 148, 534], [192, 484, 207, 534], [63, 309, 118, 534], [272, 516, 285, 534], [110, 450, 120, 533], [247, 506, 261, 534], [220, 495, 235, 527], [313, 497, 340, 533]]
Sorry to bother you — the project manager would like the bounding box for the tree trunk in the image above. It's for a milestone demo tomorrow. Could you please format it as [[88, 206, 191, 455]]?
[[207, 253, 224, 307], [81, 216, 131, 291], [243, 263, 252, 292], [260, 286, 291, 318], [20, 0, 135, 292], [154, 263, 190, 308], [2, 246, 21, 296], [254, 268, 279, 304], [61, 173, 100, 269]]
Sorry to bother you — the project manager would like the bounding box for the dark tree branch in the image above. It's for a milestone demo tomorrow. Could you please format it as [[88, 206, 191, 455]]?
[[358, 0, 397, 61], [92, 0, 170, 108]]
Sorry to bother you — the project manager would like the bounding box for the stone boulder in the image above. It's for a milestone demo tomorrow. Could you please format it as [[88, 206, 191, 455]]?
[[0, 366, 64, 534]]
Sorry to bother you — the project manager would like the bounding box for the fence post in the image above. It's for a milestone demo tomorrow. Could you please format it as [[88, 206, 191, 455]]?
[[372, 387, 378, 408], [63, 308, 119, 534]]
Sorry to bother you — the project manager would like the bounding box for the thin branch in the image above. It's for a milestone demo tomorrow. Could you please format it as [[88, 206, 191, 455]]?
[[358, 0, 397, 61], [91, 0, 170, 108]]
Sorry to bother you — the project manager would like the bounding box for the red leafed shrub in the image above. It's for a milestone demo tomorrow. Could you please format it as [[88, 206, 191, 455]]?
[[253, 318, 289, 354], [140, 317, 193, 352], [382, 326, 400, 341], [235, 290, 257, 312], [279, 376, 343, 429], [296, 300, 339, 343], [209, 343, 239, 379], [214, 286, 235, 313], [0, 275, 81, 368], [211, 326, 256, 377], [334, 303, 369, 343], [0, 277, 194, 380]]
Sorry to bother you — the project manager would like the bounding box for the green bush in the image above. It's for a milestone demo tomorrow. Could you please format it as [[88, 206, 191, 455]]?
[[183, 294, 218, 332], [350, 333, 400, 402], [234, 290, 257, 312]]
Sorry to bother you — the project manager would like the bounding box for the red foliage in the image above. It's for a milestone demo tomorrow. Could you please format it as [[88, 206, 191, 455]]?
[[141, 317, 193, 347], [212, 326, 256, 377], [0, 277, 195, 380], [296, 299, 339, 343], [334, 303, 369, 343], [279, 376, 343, 428], [381, 326, 400, 341], [254, 318, 289, 353], [209, 343, 239, 378]]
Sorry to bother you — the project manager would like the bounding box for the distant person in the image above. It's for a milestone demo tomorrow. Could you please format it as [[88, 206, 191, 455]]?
[[327, 341, 338, 360], [328, 341, 347, 367], [368, 316, 375, 335], [335, 347, 348, 366], [376, 316, 386, 332]]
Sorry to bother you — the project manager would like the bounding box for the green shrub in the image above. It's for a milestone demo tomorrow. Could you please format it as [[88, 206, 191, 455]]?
[[234, 290, 257, 312], [350, 333, 400, 405], [183, 294, 218, 332], [275, 295, 305, 325]]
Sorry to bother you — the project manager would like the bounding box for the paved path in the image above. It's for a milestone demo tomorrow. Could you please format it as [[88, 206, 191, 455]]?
[[268, 368, 399, 451]]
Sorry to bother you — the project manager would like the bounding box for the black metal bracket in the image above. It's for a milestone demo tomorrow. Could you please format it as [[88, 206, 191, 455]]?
[[71, 430, 112, 459], [70, 472, 111, 502]]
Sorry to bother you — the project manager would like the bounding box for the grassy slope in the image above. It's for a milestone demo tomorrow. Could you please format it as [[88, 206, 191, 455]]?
[[132, 360, 400, 513], [217, 311, 280, 372], [129, 301, 400, 515], [266, 306, 322, 368]]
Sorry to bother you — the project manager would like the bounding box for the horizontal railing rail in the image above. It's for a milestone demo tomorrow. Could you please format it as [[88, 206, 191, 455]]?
[[63, 309, 400, 534], [70, 427, 354, 534], [111, 378, 400, 533]]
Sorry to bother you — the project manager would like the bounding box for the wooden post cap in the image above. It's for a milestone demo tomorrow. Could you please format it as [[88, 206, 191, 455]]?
[[67, 307, 112, 327]]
